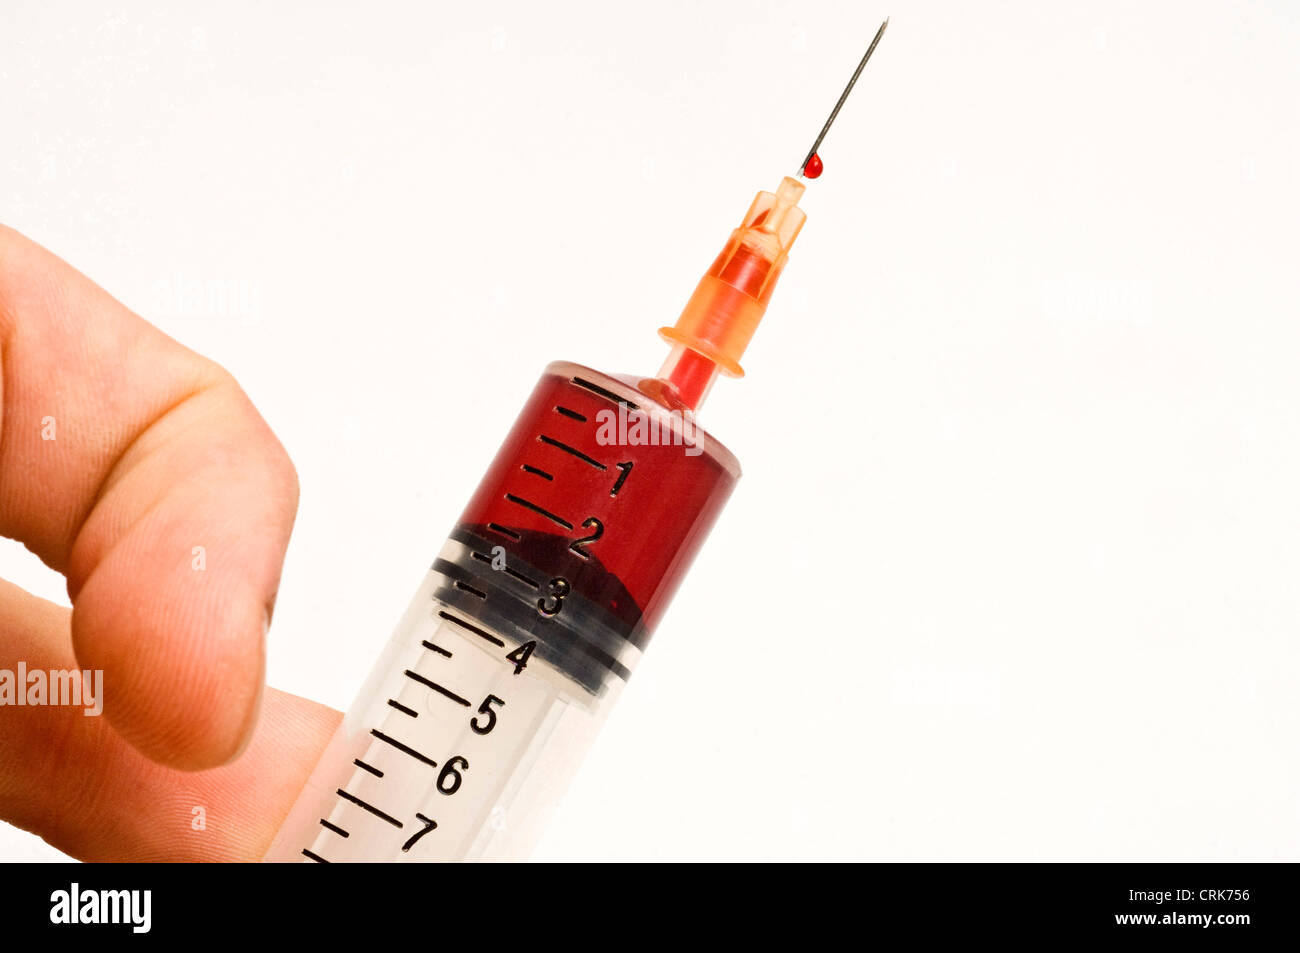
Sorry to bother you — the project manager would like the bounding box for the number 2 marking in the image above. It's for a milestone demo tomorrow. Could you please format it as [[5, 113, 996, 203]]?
[[568, 517, 604, 559]]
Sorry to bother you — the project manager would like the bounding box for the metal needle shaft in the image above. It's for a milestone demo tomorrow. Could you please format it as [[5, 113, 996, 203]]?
[[799, 17, 889, 176]]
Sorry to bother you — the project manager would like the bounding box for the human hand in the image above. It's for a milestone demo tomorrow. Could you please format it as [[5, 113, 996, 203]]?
[[0, 226, 339, 861]]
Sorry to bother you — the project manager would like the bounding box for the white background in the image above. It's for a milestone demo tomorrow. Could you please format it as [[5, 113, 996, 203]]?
[[1, 0, 1298, 861]]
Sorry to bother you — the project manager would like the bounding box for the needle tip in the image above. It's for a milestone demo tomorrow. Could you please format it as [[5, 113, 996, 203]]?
[[796, 18, 890, 177]]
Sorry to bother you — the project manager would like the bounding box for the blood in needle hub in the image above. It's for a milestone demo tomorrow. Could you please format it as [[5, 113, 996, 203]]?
[[264, 18, 888, 863]]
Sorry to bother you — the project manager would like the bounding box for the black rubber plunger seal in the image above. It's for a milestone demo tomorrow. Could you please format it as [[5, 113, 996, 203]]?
[[428, 525, 643, 696]]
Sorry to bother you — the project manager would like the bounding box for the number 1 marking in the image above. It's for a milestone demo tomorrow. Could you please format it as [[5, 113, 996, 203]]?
[[611, 461, 633, 497]]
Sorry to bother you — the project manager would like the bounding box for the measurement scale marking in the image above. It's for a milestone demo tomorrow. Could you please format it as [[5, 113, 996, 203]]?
[[371, 727, 439, 767], [505, 492, 574, 529], [471, 550, 539, 589], [386, 699, 418, 717], [504, 565, 540, 589], [438, 610, 504, 647], [354, 758, 384, 777], [538, 435, 607, 471], [455, 579, 488, 599], [421, 640, 452, 658], [522, 463, 554, 480], [302, 849, 329, 863], [403, 669, 471, 708], [319, 819, 349, 838], [554, 405, 587, 421], [487, 522, 521, 540], [336, 789, 403, 828], [572, 376, 639, 411]]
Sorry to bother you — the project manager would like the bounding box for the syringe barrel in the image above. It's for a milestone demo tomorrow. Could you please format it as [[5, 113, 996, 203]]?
[[265, 362, 739, 862]]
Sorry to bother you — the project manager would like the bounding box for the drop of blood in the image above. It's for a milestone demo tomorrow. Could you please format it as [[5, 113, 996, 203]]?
[[803, 153, 824, 179]]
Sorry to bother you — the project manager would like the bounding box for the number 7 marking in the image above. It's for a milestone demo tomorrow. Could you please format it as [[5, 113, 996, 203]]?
[[401, 813, 437, 852]]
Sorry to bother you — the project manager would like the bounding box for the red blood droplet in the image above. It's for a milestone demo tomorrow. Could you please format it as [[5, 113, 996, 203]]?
[[803, 153, 824, 179]]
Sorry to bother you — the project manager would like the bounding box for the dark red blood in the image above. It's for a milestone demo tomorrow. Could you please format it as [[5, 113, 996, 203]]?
[[663, 347, 718, 412], [458, 368, 738, 641], [803, 153, 824, 179]]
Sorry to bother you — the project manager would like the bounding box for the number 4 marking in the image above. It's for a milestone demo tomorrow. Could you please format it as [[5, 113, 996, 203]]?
[[506, 641, 536, 674]]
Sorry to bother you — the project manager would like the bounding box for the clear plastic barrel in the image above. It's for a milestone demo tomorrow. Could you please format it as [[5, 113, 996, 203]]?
[[264, 568, 626, 862]]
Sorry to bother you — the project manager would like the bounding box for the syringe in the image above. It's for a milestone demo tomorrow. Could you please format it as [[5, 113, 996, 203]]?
[[264, 19, 889, 863]]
